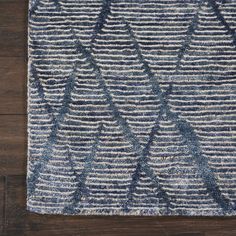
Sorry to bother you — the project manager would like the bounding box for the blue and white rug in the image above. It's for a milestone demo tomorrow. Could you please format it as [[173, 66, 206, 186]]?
[[27, 0, 236, 216]]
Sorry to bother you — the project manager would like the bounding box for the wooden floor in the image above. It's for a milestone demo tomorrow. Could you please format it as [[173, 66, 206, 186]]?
[[0, 0, 236, 235]]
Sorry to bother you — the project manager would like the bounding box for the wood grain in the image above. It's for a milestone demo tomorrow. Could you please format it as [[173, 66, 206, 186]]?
[[205, 231, 236, 236], [0, 0, 27, 57], [0, 176, 5, 235], [0, 116, 26, 176], [0, 57, 27, 114]]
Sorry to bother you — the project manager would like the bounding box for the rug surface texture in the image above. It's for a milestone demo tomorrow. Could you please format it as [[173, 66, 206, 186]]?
[[27, 0, 236, 216]]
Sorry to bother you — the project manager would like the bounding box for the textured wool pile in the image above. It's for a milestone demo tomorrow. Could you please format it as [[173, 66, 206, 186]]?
[[27, 0, 236, 216]]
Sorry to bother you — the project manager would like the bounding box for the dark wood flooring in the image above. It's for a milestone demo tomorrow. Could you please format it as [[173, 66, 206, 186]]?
[[0, 0, 236, 235]]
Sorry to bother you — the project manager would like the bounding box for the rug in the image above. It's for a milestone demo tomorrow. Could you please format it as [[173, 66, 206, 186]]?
[[27, 0, 236, 216]]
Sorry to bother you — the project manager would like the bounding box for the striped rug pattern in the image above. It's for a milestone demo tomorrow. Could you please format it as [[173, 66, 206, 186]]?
[[27, 0, 236, 215]]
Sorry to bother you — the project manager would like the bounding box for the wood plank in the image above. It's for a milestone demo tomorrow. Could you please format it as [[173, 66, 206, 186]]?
[[0, 176, 5, 235], [0, 57, 27, 114], [0, 116, 26, 175], [168, 234, 203, 236], [5, 175, 236, 236], [206, 230, 236, 236], [0, 0, 27, 57]]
